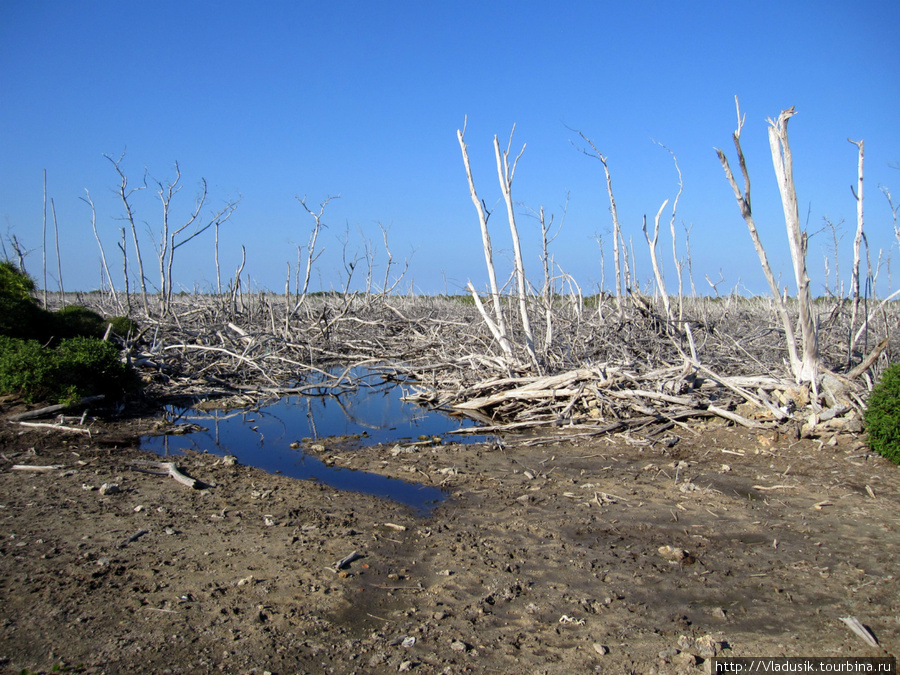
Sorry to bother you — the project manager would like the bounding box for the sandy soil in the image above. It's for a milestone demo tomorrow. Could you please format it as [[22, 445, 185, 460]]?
[[1, 404, 898, 674]]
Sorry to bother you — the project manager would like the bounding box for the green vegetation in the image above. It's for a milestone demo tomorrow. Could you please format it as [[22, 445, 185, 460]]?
[[0, 261, 139, 405], [864, 362, 900, 465], [54, 305, 109, 339]]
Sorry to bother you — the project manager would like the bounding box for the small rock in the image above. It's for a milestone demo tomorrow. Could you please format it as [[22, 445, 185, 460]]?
[[133, 505, 144, 512], [222, 455, 239, 466], [450, 640, 469, 652], [433, 610, 449, 620], [398, 661, 415, 672], [658, 545, 692, 563], [289, 442, 300, 449], [676, 651, 699, 666], [401, 636, 415, 648], [82, 484, 95, 491], [99, 483, 120, 495], [677, 634, 720, 658], [592, 643, 609, 655]]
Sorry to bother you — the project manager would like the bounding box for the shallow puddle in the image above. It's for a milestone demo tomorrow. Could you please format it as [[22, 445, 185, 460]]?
[[141, 370, 488, 514]]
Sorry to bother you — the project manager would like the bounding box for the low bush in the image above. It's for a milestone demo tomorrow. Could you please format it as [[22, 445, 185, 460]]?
[[0, 260, 35, 299], [0, 335, 137, 405], [108, 315, 140, 339], [0, 294, 52, 341], [864, 362, 900, 465], [53, 305, 108, 340]]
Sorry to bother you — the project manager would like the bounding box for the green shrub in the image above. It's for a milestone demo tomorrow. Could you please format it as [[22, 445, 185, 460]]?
[[53, 305, 108, 340], [0, 294, 52, 340], [108, 315, 139, 338], [0, 261, 35, 299], [864, 362, 900, 465], [0, 335, 136, 405]]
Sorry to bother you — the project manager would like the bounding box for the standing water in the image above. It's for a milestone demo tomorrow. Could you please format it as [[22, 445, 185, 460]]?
[[141, 368, 488, 514]]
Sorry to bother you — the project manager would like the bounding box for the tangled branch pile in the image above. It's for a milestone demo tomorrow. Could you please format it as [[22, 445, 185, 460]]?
[[65, 288, 896, 444]]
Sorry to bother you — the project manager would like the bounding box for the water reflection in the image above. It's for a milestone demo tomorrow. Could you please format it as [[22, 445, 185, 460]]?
[[141, 369, 488, 514]]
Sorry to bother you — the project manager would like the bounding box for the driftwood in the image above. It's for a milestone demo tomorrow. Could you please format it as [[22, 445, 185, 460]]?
[[12, 420, 93, 435], [11, 464, 65, 472], [7, 395, 105, 422], [57, 289, 895, 441], [132, 460, 203, 489]]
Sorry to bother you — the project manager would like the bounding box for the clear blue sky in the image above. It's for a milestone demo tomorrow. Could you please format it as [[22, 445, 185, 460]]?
[[1, 0, 898, 298]]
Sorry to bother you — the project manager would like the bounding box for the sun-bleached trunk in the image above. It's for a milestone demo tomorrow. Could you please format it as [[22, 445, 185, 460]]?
[[494, 128, 538, 369], [767, 107, 818, 383]]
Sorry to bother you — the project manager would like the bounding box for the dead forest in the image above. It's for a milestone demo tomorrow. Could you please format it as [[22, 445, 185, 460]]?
[[22, 104, 900, 443]]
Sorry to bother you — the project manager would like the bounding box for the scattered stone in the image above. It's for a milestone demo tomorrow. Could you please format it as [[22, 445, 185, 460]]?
[[398, 660, 415, 672], [677, 634, 720, 658], [134, 505, 144, 512], [450, 640, 469, 652], [658, 545, 694, 564], [591, 643, 609, 655], [99, 483, 120, 495], [223, 455, 239, 466], [658, 647, 680, 660], [676, 651, 699, 666]]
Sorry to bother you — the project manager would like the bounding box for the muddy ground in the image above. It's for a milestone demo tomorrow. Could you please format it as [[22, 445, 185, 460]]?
[[1, 402, 897, 674]]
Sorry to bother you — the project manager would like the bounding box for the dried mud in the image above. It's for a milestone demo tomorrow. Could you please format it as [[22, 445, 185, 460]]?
[[1, 412, 898, 674]]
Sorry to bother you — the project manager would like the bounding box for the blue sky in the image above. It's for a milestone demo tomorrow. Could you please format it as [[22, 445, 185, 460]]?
[[1, 0, 898, 298]]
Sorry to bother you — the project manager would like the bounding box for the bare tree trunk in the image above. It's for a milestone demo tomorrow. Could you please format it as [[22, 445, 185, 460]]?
[[42, 170, 48, 308], [457, 120, 513, 359], [642, 201, 671, 327], [118, 227, 131, 315], [848, 139, 865, 353], [292, 196, 336, 315], [106, 153, 149, 316], [50, 198, 64, 307], [768, 107, 819, 383], [572, 131, 625, 318], [83, 190, 121, 314], [716, 98, 804, 381], [656, 143, 685, 320], [494, 128, 538, 369]]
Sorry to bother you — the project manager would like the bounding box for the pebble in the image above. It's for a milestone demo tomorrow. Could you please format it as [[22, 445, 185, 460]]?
[[99, 483, 120, 495], [591, 643, 609, 655]]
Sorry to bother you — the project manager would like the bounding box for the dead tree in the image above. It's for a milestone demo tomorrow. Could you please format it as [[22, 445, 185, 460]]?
[[716, 98, 817, 384], [457, 119, 514, 361], [494, 126, 538, 369], [291, 195, 337, 316], [153, 164, 240, 315], [642, 201, 671, 328], [572, 130, 625, 319], [82, 190, 122, 314], [106, 152, 150, 315], [767, 107, 819, 383], [848, 139, 865, 352]]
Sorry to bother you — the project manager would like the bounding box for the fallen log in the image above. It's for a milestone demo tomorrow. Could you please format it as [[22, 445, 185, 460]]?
[[132, 460, 204, 489], [7, 395, 105, 422]]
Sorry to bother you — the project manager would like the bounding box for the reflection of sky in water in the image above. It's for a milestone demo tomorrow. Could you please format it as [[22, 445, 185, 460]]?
[[140, 372, 489, 514]]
